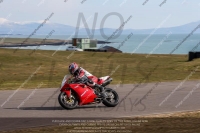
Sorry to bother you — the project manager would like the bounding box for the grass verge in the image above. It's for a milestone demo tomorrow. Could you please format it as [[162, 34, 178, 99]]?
[[1, 111, 200, 133], [0, 48, 200, 90]]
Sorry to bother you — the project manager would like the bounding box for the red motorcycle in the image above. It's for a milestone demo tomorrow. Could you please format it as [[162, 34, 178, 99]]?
[[58, 75, 119, 109]]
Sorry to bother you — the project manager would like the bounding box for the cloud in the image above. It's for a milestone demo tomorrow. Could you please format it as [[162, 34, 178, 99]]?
[[0, 18, 10, 24]]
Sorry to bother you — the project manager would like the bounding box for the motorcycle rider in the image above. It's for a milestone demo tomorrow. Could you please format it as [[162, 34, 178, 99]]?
[[68, 62, 106, 99]]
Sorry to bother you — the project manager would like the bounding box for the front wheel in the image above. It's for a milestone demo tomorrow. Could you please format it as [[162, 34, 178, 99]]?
[[102, 88, 119, 107], [58, 91, 78, 110]]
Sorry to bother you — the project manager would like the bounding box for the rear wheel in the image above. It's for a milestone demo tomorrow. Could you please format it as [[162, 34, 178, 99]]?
[[58, 91, 78, 110], [102, 88, 119, 107]]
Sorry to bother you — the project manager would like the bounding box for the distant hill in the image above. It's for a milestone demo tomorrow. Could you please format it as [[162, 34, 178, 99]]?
[[0, 18, 200, 36]]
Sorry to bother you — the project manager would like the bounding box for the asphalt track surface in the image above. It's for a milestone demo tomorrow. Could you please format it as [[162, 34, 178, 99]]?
[[0, 80, 200, 131]]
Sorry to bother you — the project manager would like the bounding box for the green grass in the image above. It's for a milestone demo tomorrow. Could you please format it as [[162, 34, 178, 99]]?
[[1, 111, 200, 133], [0, 48, 200, 90]]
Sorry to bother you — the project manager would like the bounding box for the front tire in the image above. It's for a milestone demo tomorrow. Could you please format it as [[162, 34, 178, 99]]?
[[102, 88, 119, 107], [58, 91, 78, 110]]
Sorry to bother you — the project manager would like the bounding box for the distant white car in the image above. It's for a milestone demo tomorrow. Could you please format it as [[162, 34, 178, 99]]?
[[66, 46, 83, 51]]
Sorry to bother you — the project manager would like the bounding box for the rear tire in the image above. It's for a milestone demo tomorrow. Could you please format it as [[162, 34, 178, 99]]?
[[102, 88, 119, 107], [58, 91, 78, 110]]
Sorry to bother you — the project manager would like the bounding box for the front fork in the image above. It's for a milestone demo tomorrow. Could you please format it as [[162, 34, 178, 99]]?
[[61, 88, 72, 99]]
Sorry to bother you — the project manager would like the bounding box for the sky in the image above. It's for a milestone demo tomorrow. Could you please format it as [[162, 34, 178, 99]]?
[[0, 0, 200, 29]]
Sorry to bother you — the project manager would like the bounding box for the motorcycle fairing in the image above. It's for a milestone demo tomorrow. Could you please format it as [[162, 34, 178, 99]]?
[[61, 83, 97, 105]]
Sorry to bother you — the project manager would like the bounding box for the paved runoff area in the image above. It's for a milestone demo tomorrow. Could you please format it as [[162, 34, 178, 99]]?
[[0, 80, 200, 130]]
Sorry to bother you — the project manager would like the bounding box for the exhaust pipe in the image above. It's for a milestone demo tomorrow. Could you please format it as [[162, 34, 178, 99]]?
[[101, 78, 113, 87]]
